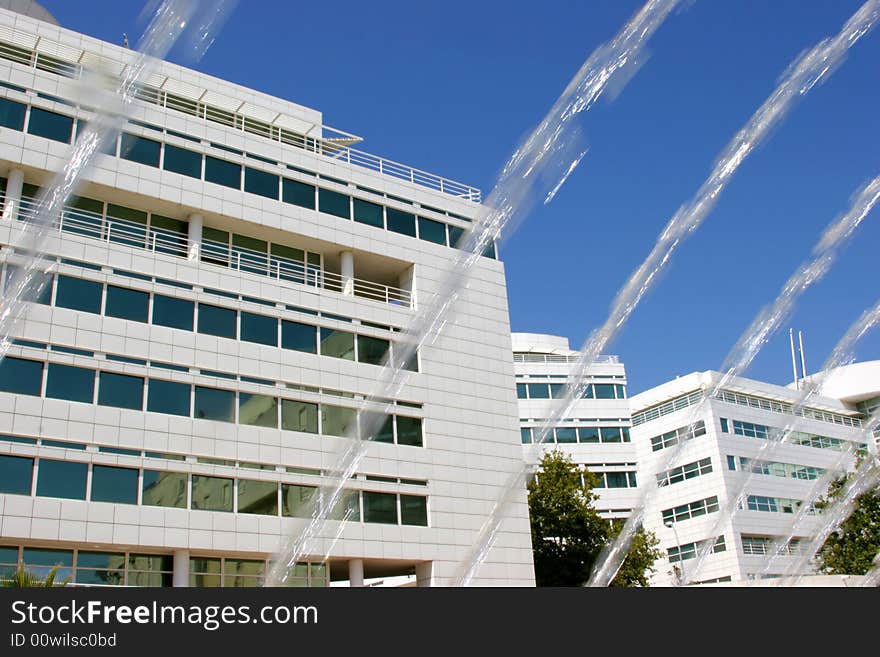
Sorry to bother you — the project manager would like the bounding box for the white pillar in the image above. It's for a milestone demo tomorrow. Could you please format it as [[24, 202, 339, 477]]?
[[415, 562, 433, 587], [2, 168, 24, 221], [348, 558, 364, 587], [398, 265, 416, 308], [340, 250, 354, 296], [187, 213, 203, 261], [172, 549, 190, 587]]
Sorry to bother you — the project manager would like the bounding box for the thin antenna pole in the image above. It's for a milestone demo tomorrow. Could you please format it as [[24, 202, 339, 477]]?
[[790, 328, 800, 389], [799, 330, 808, 384]]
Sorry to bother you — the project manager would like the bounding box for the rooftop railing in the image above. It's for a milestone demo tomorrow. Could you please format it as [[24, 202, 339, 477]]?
[[513, 353, 620, 364], [7, 195, 413, 308]]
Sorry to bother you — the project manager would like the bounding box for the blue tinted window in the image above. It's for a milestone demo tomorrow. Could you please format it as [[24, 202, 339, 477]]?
[[120, 133, 161, 167], [105, 285, 149, 322], [521, 428, 532, 444], [152, 295, 194, 331], [396, 416, 422, 447], [363, 491, 397, 524], [147, 379, 191, 417], [282, 179, 315, 209], [36, 460, 87, 500], [448, 225, 465, 248], [198, 304, 237, 339], [318, 188, 350, 219], [244, 167, 279, 199], [281, 320, 317, 353], [45, 364, 94, 403], [0, 455, 33, 494], [527, 383, 549, 399], [418, 217, 446, 245], [162, 144, 202, 178], [0, 357, 43, 396], [0, 97, 26, 130], [194, 386, 235, 422], [91, 465, 138, 504], [353, 198, 383, 227], [400, 495, 427, 526], [387, 208, 416, 237], [55, 275, 103, 314], [516, 383, 527, 399], [240, 312, 277, 346], [204, 156, 241, 189], [27, 107, 73, 143], [594, 384, 616, 399], [357, 335, 389, 366], [556, 427, 577, 443], [98, 372, 144, 410]]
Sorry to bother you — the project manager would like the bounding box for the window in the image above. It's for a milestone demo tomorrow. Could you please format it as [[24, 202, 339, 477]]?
[[36, 460, 87, 500], [75, 551, 125, 586], [658, 458, 713, 486], [0, 97, 26, 130], [120, 133, 160, 167], [400, 495, 428, 526], [594, 384, 616, 399], [240, 312, 277, 346], [106, 204, 148, 248], [191, 475, 233, 512], [127, 554, 173, 586], [582, 385, 594, 399], [0, 455, 33, 494], [578, 427, 600, 443], [662, 496, 719, 525], [238, 393, 278, 428], [105, 285, 149, 322], [90, 465, 138, 504], [418, 216, 446, 245], [372, 416, 394, 443], [237, 479, 278, 516], [45, 364, 94, 403], [152, 295, 194, 331], [387, 208, 416, 237], [142, 470, 187, 508], [353, 198, 383, 227], [194, 387, 235, 422], [27, 107, 73, 143], [3, 264, 52, 304], [55, 275, 103, 314], [650, 421, 706, 451], [281, 320, 317, 353], [396, 416, 423, 447], [322, 405, 356, 437], [22, 548, 73, 581], [281, 484, 315, 518], [204, 156, 241, 189], [357, 335, 389, 366], [516, 384, 527, 399], [601, 427, 623, 443], [604, 472, 630, 489], [555, 427, 577, 444], [720, 418, 729, 433], [198, 303, 237, 339], [147, 379, 191, 417], [549, 384, 565, 399], [363, 491, 397, 524], [0, 357, 43, 396], [318, 188, 350, 219], [282, 179, 315, 209], [162, 144, 202, 178], [98, 372, 144, 410], [244, 167, 279, 199], [320, 327, 355, 360], [281, 399, 319, 434], [527, 383, 550, 399]]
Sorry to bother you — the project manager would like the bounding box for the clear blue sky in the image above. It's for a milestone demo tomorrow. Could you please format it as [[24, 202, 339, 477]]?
[[39, 0, 880, 394]]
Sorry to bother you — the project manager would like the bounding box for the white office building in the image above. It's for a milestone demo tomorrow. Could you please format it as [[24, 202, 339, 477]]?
[[630, 368, 872, 586], [513, 333, 638, 519], [0, 3, 535, 587]]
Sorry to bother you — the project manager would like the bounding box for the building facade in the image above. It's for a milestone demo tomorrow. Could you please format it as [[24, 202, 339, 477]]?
[[0, 5, 535, 587], [630, 370, 869, 586], [513, 333, 638, 520]]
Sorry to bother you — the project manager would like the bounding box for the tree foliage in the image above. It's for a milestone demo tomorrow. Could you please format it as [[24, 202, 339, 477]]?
[[528, 450, 660, 586], [1, 565, 68, 588], [816, 472, 880, 576]]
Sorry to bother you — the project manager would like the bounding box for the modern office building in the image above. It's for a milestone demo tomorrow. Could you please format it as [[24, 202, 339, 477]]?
[[0, 3, 535, 587], [629, 368, 871, 586], [513, 333, 637, 520]]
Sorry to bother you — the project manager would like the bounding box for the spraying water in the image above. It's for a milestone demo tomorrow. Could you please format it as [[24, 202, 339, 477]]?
[[458, 0, 880, 588], [0, 0, 236, 363], [264, 0, 683, 587], [684, 296, 880, 584]]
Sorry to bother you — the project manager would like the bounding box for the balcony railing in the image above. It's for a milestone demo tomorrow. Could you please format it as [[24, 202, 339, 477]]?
[[6, 195, 413, 308], [513, 353, 619, 364]]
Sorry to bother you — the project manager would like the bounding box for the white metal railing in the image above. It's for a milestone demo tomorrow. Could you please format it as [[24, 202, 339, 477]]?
[[512, 353, 620, 364], [8, 195, 413, 308], [0, 35, 482, 203]]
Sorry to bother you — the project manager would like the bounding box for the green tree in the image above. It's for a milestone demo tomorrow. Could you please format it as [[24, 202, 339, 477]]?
[[816, 472, 880, 576], [528, 449, 660, 586], [2, 564, 68, 588]]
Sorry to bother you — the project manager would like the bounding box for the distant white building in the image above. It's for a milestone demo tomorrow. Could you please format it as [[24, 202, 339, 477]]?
[[630, 368, 872, 586], [512, 333, 638, 520]]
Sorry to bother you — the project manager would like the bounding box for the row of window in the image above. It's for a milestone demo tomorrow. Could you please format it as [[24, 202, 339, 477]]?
[[714, 389, 861, 428], [520, 425, 631, 445], [632, 390, 703, 427], [726, 455, 825, 481], [743, 495, 809, 515], [740, 536, 804, 557], [0, 96, 490, 257], [0, 356, 424, 446], [515, 382, 626, 401], [2, 266, 415, 370], [667, 536, 726, 564], [720, 418, 852, 452], [656, 457, 713, 487], [0, 544, 327, 587], [0, 454, 428, 526], [661, 495, 720, 525], [649, 420, 707, 452], [589, 471, 638, 489]]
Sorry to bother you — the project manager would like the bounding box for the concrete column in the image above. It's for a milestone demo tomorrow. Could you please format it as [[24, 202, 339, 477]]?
[[187, 213, 203, 261], [340, 250, 354, 296], [172, 549, 190, 587], [415, 562, 433, 588], [2, 168, 24, 221], [398, 264, 416, 308], [348, 558, 364, 587]]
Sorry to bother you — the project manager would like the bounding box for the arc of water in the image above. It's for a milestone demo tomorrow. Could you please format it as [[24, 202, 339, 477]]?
[[264, 0, 684, 587], [456, 0, 880, 588], [0, 0, 236, 364], [684, 296, 880, 584]]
